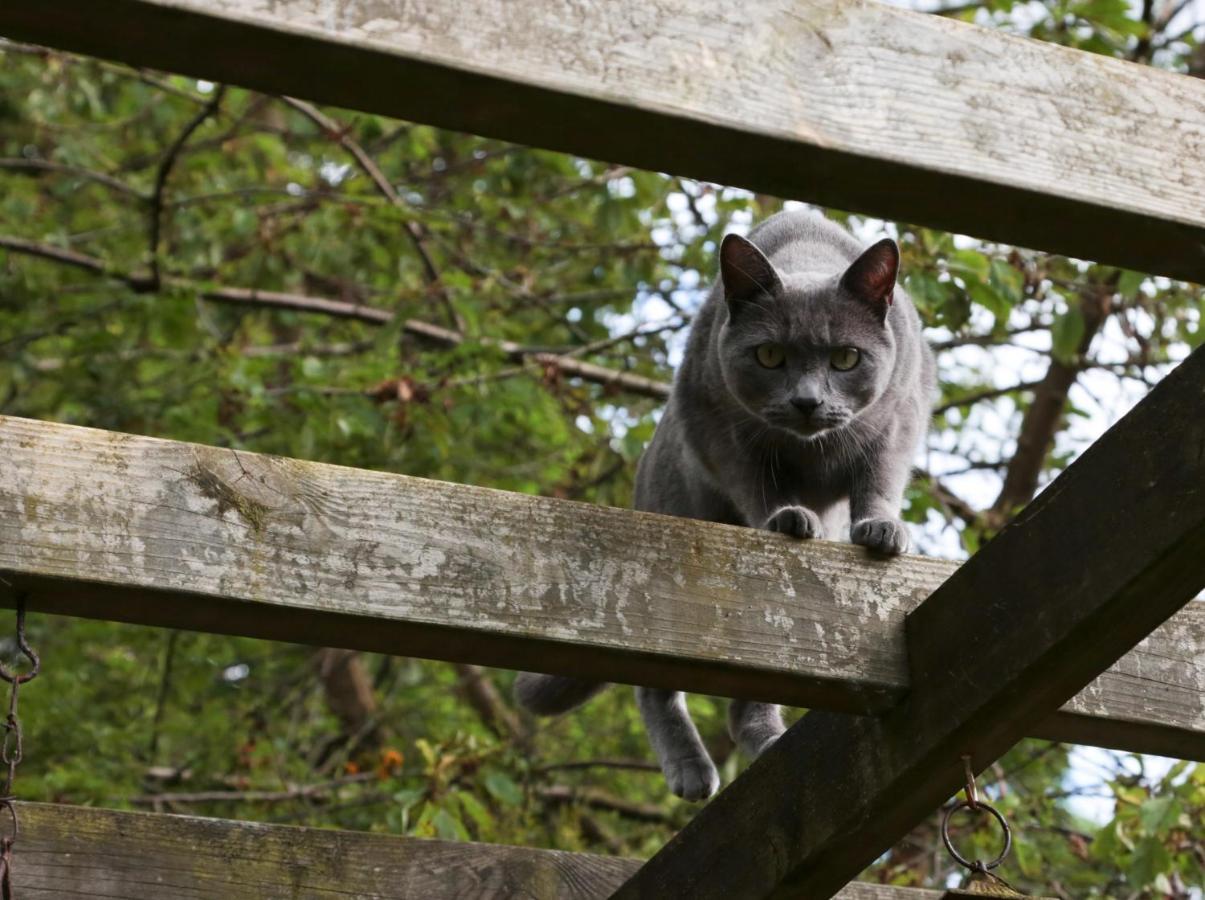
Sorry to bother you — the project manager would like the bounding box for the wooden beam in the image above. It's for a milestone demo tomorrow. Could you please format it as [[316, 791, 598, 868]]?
[[13, 802, 634, 900], [614, 346, 1205, 899], [2, 1, 1204, 282], [0, 414, 1202, 760], [10, 801, 946, 899]]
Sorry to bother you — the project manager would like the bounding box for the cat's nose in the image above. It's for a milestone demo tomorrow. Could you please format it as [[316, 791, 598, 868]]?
[[791, 396, 823, 416]]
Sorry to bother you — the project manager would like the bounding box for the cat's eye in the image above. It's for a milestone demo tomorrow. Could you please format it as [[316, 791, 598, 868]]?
[[830, 347, 860, 371], [755, 343, 786, 369]]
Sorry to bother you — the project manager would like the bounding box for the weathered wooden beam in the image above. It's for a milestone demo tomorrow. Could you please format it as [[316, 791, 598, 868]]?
[[2, 1, 1204, 282], [13, 802, 634, 900], [0, 414, 1202, 760], [614, 346, 1205, 899], [10, 801, 947, 899]]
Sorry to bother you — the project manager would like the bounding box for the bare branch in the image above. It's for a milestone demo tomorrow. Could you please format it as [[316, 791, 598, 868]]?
[[535, 758, 661, 774], [986, 277, 1115, 528], [146, 85, 227, 289], [280, 96, 463, 330], [316, 648, 382, 750], [534, 784, 672, 823], [933, 380, 1043, 416], [0, 234, 111, 274], [913, 468, 983, 529], [452, 663, 529, 744], [0, 157, 145, 199], [928, 325, 1047, 352], [0, 234, 671, 400], [130, 772, 377, 806]]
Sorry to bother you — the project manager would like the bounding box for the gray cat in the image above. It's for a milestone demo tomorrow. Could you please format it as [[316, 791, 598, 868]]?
[[515, 210, 935, 800]]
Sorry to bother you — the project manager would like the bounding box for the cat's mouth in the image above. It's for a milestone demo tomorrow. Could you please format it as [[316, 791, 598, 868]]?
[[764, 409, 846, 439]]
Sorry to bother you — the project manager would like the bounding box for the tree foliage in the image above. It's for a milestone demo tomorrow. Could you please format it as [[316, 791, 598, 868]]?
[[0, 1, 1202, 895]]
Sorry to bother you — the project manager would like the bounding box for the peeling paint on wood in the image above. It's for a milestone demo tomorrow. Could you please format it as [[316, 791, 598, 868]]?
[[0, 415, 1201, 759], [1, 0, 1204, 279]]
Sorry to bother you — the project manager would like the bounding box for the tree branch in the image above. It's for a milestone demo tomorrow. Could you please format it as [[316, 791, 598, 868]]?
[[913, 468, 983, 529], [145, 85, 227, 290], [280, 96, 463, 330], [146, 630, 180, 760], [0, 234, 112, 274], [0, 234, 671, 400], [985, 277, 1115, 528], [535, 758, 661, 774], [452, 663, 530, 745], [933, 380, 1043, 416], [0, 157, 145, 199], [534, 785, 672, 823], [315, 647, 382, 751], [130, 772, 377, 806]]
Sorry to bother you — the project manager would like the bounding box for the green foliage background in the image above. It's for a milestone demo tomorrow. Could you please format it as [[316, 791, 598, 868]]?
[[0, 1, 1202, 895]]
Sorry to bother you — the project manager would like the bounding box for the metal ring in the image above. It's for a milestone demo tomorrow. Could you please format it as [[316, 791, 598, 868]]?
[[941, 799, 1012, 872]]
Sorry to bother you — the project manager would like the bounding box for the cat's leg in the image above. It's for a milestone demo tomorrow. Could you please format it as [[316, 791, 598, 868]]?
[[513, 673, 608, 715], [850, 448, 913, 555], [635, 687, 720, 801], [727, 699, 785, 757]]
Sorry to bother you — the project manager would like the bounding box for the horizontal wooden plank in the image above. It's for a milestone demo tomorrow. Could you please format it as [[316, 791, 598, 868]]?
[[13, 803, 635, 900], [0, 415, 1202, 759], [2, 1, 1204, 281], [9, 802, 942, 899]]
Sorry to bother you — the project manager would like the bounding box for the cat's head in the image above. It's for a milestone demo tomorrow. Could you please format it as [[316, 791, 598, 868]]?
[[715, 232, 900, 439]]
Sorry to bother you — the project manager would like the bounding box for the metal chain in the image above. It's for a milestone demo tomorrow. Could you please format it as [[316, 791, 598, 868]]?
[[0, 597, 41, 900]]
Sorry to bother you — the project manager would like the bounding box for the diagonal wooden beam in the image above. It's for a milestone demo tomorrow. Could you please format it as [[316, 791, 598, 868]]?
[[1, 413, 1202, 759], [2, 0, 1205, 281], [614, 345, 1205, 899]]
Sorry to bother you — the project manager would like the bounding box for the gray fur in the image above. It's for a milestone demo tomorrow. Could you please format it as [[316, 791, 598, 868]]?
[[515, 210, 935, 800]]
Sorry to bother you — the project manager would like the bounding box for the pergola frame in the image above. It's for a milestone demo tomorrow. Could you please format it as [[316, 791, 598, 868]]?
[[1, 2, 1203, 897]]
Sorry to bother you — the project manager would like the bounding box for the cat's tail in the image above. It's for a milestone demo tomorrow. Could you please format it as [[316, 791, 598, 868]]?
[[513, 672, 608, 715]]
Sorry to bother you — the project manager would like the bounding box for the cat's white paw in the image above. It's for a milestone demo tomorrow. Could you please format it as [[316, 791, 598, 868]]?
[[665, 755, 720, 801], [765, 505, 822, 539], [851, 518, 910, 555]]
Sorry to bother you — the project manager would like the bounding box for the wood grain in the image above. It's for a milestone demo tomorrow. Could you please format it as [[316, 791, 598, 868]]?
[[614, 345, 1205, 899], [0, 414, 1201, 759], [9, 802, 949, 899], [13, 802, 636, 899], [2, 0, 1204, 281]]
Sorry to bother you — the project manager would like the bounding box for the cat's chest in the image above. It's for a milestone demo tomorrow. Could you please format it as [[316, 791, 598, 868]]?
[[730, 441, 852, 508]]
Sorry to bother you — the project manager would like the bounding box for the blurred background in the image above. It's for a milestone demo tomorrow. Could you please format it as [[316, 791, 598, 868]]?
[[1, 0, 1202, 893]]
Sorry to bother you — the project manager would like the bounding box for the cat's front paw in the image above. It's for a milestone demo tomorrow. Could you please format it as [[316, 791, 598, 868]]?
[[765, 505, 822, 539], [851, 518, 910, 555], [665, 754, 720, 801]]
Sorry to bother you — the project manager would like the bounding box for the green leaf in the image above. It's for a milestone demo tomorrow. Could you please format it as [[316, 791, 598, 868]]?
[[432, 807, 471, 841], [483, 771, 523, 806], [1051, 306, 1086, 362], [454, 790, 495, 838], [947, 249, 990, 281], [1116, 269, 1146, 300], [1126, 837, 1171, 887], [1014, 837, 1040, 877], [1138, 795, 1179, 832], [988, 258, 1023, 304], [966, 279, 1011, 325]]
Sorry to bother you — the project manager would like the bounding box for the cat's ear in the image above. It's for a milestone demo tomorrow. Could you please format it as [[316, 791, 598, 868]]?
[[840, 238, 899, 321], [720, 234, 782, 311]]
